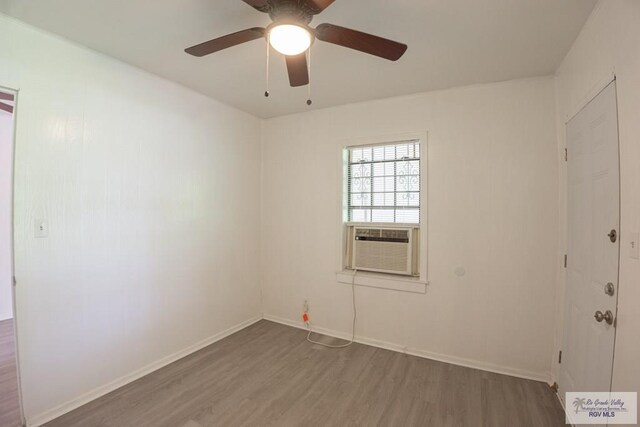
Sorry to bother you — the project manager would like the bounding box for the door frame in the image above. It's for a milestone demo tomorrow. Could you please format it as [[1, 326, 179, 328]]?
[[1, 83, 25, 427]]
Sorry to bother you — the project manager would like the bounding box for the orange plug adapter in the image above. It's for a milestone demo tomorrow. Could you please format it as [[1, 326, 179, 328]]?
[[302, 313, 309, 323]]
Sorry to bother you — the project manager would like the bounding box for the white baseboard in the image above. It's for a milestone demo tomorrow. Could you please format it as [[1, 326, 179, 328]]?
[[27, 316, 262, 427], [27, 313, 552, 426], [263, 314, 551, 384], [555, 390, 572, 426]]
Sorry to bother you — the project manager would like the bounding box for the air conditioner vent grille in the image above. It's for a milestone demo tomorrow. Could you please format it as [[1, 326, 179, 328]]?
[[352, 227, 413, 275], [355, 228, 409, 243]]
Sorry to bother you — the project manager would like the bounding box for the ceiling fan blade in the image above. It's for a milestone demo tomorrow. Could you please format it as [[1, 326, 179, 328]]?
[[315, 23, 407, 61], [0, 92, 14, 101], [185, 27, 265, 57], [0, 102, 13, 114], [304, 0, 336, 14], [241, 0, 271, 13], [285, 54, 309, 87]]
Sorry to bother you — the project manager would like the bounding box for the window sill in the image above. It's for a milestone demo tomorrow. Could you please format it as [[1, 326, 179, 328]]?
[[336, 271, 427, 294]]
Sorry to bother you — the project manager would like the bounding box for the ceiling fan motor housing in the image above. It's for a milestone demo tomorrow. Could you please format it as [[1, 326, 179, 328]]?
[[268, 0, 315, 24]]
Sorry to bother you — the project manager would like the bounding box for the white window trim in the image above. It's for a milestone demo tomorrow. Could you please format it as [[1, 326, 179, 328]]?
[[336, 131, 428, 292], [336, 270, 427, 294]]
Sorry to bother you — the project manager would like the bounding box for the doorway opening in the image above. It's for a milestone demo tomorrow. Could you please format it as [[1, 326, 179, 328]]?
[[0, 87, 23, 427]]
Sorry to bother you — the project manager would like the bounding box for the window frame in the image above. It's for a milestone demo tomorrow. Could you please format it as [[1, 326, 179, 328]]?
[[346, 140, 421, 224], [337, 132, 428, 292]]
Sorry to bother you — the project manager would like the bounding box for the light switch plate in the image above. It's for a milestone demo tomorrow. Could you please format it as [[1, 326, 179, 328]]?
[[630, 232, 639, 259], [34, 219, 48, 238]]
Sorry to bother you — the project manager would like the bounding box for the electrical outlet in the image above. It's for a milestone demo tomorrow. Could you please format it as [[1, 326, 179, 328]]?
[[303, 300, 309, 313]]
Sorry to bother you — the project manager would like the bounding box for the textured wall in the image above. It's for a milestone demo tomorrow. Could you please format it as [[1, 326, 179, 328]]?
[[0, 14, 262, 421], [261, 77, 560, 381]]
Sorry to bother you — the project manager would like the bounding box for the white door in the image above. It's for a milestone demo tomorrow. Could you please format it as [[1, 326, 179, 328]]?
[[560, 81, 620, 412]]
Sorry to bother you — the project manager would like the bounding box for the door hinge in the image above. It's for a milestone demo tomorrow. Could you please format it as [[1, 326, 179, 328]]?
[[558, 350, 562, 364], [563, 254, 567, 268], [564, 148, 567, 161], [13, 276, 16, 287]]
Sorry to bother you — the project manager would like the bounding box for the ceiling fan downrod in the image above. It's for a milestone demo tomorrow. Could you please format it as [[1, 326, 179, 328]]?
[[306, 47, 312, 106], [265, 31, 270, 98]]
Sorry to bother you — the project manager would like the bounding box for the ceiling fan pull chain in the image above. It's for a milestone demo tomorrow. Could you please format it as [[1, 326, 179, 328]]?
[[306, 47, 312, 106], [265, 32, 270, 98]]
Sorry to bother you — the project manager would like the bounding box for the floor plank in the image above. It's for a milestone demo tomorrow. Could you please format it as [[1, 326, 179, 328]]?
[[0, 318, 21, 427], [45, 320, 566, 427]]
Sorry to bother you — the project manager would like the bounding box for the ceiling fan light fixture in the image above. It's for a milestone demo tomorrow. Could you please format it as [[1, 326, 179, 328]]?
[[269, 24, 312, 56]]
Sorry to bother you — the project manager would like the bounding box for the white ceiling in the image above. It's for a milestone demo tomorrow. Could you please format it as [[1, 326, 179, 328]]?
[[0, 0, 596, 118]]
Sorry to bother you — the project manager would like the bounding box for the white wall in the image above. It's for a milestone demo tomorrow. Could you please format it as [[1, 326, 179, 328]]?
[[0, 109, 13, 321], [0, 14, 263, 423], [554, 0, 640, 397], [261, 77, 560, 380]]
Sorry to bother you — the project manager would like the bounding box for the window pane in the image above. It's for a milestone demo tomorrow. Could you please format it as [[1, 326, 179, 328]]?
[[385, 144, 396, 161], [372, 162, 395, 176], [372, 176, 395, 192], [372, 209, 394, 222], [397, 192, 420, 206], [386, 162, 395, 175], [373, 192, 395, 206], [396, 209, 419, 223], [385, 176, 395, 191], [397, 175, 420, 191], [397, 160, 419, 175], [350, 209, 368, 222], [350, 178, 370, 192], [350, 163, 371, 178], [396, 144, 409, 159], [350, 147, 363, 162], [372, 145, 386, 161], [347, 140, 420, 224], [350, 193, 371, 207]]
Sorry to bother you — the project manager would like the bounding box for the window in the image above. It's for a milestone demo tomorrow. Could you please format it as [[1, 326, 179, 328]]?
[[339, 135, 427, 290], [347, 140, 420, 224]]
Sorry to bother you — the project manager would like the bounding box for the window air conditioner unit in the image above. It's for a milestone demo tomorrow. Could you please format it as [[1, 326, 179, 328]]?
[[350, 226, 416, 276]]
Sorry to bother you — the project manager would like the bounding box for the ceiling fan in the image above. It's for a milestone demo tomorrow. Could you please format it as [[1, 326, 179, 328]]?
[[184, 0, 407, 89]]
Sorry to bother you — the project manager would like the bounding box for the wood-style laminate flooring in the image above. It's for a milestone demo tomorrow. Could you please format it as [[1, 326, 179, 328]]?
[[0, 318, 21, 427], [45, 320, 565, 427]]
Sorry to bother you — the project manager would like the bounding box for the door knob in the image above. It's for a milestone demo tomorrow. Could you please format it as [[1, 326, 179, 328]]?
[[608, 229, 617, 243], [594, 310, 614, 325], [604, 282, 615, 296]]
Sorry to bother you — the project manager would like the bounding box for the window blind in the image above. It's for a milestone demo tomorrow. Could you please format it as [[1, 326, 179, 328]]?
[[347, 140, 420, 224]]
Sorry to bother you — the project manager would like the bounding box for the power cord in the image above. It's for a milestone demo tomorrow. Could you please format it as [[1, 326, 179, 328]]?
[[305, 269, 357, 348]]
